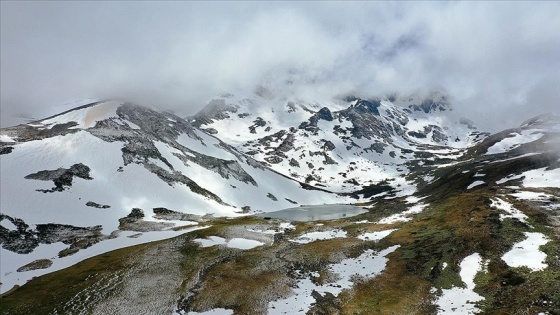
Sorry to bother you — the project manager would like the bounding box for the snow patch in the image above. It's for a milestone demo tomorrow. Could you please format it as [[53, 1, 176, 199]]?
[[467, 181, 484, 190], [510, 191, 554, 201], [194, 236, 264, 250], [496, 174, 523, 185], [377, 203, 428, 224], [520, 167, 560, 188], [357, 229, 396, 241], [0, 135, 16, 142], [486, 131, 544, 154], [0, 219, 18, 230], [435, 253, 485, 314], [227, 238, 265, 250], [490, 198, 528, 223], [502, 232, 549, 271], [291, 229, 348, 244]]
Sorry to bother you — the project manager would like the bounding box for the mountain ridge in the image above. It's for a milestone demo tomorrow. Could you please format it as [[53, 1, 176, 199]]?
[[1, 95, 559, 314]]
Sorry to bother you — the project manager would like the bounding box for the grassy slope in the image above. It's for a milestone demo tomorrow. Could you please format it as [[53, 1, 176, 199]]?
[[2, 178, 559, 315], [1, 240, 148, 314]]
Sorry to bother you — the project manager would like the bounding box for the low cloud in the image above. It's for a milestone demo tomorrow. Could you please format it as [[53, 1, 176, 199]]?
[[1, 2, 559, 130]]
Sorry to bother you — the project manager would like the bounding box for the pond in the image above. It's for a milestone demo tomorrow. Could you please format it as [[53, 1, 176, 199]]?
[[256, 204, 368, 222]]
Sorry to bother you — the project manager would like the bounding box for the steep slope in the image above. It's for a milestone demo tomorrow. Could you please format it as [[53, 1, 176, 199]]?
[[0, 100, 347, 292], [1, 99, 558, 315], [189, 92, 487, 196]]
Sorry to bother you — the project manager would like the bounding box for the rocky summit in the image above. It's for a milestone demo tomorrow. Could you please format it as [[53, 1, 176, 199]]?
[[1, 94, 559, 315]]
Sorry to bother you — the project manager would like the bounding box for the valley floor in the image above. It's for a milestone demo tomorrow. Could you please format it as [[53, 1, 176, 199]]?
[[2, 184, 559, 315]]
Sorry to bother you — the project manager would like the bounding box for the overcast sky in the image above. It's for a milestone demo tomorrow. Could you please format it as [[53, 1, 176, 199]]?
[[1, 1, 559, 130]]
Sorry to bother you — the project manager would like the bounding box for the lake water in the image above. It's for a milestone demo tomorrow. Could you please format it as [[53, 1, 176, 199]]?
[[256, 204, 368, 222]]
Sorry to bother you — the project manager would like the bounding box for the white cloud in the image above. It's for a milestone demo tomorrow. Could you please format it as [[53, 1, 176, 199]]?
[[1, 2, 559, 130]]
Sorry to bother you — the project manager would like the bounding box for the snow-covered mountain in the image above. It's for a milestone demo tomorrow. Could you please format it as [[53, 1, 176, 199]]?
[[1, 95, 559, 314], [0, 99, 346, 291], [189, 92, 486, 196]]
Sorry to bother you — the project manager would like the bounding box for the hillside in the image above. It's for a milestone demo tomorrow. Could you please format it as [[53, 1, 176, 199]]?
[[1, 96, 559, 314]]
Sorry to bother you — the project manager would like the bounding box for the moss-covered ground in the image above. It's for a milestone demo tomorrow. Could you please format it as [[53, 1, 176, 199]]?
[[2, 183, 559, 315]]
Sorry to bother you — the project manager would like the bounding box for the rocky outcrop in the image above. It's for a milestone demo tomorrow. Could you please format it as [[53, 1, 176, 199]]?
[[25, 163, 92, 193], [86, 201, 111, 209], [0, 214, 105, 256], [17, 259, 53, 272], [118, 208, 174, 232], [189, 99, 238, 127]]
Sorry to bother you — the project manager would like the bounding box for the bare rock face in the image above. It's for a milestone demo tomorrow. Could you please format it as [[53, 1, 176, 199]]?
[[406, 97, 450, 114], [0, 146, 13, 155], [24, 163, 93, 193], [189, 99, 238, 128], [17, 259, 53, 272], [118, 208, 174, 232], [0, 213, 105, 256]]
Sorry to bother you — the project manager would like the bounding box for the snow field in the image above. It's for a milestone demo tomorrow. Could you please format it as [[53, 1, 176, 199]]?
[[490, 198, 528, 223], [502, 232, 549, 271], [521, 167, 560, 188], [435, 253, 486, 314], [376, 203, 428, 224], [486, 131, 544, 155]]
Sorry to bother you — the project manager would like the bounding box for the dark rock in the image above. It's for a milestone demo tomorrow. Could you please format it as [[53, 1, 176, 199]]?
[[408, 98, 449, 113], [364, 142, 387, 154], [354, 99, 381, 115], [153, 207, 179, 215], [338, 100, 391, 140], [431, 126, 448, 143], [25, 163, 93, 193], [266, 193, 278, 201], [289, 158, 300, 168], [322, 153, 337, 165], [408, 131, 427, 139], [316, 107, 334, 121], [203, 128, 218, 134], [253, 117, 267, 127], [0, 218, 107, 257], [85, 201, 111, 209], [344, 178, 360, 185], [276, 134, 295, 153], [0, 146, 13, 155], [322, 140, 335, 151], [265, 156, 283, 164], [333, 125, 347, 136]]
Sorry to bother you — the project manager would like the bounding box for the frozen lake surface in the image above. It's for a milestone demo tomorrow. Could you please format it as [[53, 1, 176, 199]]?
[[256, 204, 367, 221]]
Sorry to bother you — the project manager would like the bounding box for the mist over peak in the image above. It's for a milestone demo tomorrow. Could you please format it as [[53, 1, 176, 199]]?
[[1, 2, 559, 131]]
